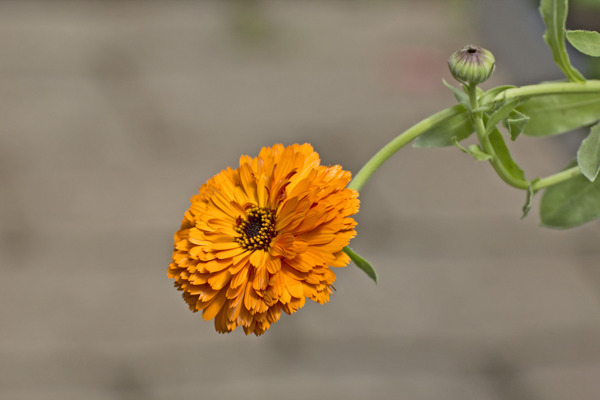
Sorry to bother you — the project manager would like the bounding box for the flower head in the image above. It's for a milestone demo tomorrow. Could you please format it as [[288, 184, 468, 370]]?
[[168, 144, 359, 335], [448, 45, 495, 85]]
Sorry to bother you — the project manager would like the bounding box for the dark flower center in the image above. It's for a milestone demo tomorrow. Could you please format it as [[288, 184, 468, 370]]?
[[235, 206, 276, 251]]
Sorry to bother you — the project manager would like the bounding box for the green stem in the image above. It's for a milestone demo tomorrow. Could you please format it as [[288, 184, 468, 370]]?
[[468, 83, 530, 190], [498, 80, 600, 102], [347, 106, 464, 192], [348, 80, 600, 194], [532, 166, 582, 192]]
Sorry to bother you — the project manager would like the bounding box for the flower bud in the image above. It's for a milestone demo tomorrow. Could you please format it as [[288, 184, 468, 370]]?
[[448, 45, 495, 85]]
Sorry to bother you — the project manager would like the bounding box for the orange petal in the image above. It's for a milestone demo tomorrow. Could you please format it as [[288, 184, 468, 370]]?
[[226, 298, 243, 321], [249, 250, 268, 268], [252, 265, 269, 291], [264, 254, 281, 274], [226, 282, 245, 299], [239, 164, 257, 200], [282, 272, 304, 298], [270, 234, 295, 258], [256, 175, 268, 208], [216, 246, 246, 260], [244, 283, 259, 313], [202, 290, 227, 321], [208, 269, 232, 290], [230, 264, 250, 289], [211, 241, 239, 251]]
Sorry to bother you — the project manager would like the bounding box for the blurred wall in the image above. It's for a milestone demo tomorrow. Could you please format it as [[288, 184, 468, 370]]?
[[1, 1, 599, 399]]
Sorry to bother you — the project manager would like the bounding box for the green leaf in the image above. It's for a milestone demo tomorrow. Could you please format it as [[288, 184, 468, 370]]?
[[577, 123, 600, 181], [484, 98, 520, 136], [502, 110, 530, 141], [343, 246, 377, 283], [488, 129, 526, 181], [540, 166, 600, 228], [566, 30, 600, 57], [521, 181, 537, 219], [443, 79, 470, 107], [479, 85, 516, 107], [517, 93, 600, 137], [467, 144, 492, 161], [452, 137, 492, 161], [413, 105, 474, 148], [539, 0, 586, 82]]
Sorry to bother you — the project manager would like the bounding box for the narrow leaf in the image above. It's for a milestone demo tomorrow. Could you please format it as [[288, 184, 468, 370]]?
[[522, 181, 537, 219], [484, 98, 520, 136], [539, 0, 586, 82], [344, 246, 377, 283], [517, 93, 600, 137], [452, 137, 492, 161], [413, 105, 474, 148], [488, 129, 526, 181], [540, 165, 600, 228], [442, 79, 470, 107], [466, 144, 492, 161], [577, 123, 600, 181], [566, 30, 600, 57], [452, 137, 469, 153]]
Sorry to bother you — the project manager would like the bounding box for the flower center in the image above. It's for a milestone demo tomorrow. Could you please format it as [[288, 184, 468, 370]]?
[[235, 206, 276, 251]]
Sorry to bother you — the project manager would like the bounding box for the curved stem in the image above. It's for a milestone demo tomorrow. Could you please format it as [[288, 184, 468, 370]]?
[[348, 80, 600, 194], [498, 80, 600, 102], [347, 106, 463, 192]]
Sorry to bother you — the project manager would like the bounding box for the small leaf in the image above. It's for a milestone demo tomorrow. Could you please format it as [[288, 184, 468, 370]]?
[[466, 144, 492, 161], [539, 0, 586, 82], [344, 246, 377, 283], [488, 129, 526, 181], [452, 137, 492, 161], [442, 79, 470, 107], [540, 165, 600, 228], [517, 93, 600, 137], [502, 110, 530, 141], [452, 137, 469, 152], [479, 85, 516, 107], [522, 181, 538, 219], [484, 98, 520, 136], [413, 105, 474, 148], [577, 123, 600, 181], [566, 30, 600, 57]]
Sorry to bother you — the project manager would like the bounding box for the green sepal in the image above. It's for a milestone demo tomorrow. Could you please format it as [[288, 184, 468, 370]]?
[[452, 137, 492, 161], [343, 246, 377, 284], [413, 105, 474, 148], [539, 0, 586, 82], [566, 30, 600, 57], [577, 123, 600, 182], [442, 79, 470, 108], [540, 162, 600, 228], [484, 98, 520, 136], [502, 110, 530, 141], [516, 93, 600, 137]]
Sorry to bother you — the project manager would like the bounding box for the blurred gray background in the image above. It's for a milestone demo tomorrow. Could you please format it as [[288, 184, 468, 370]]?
[[1, 0, 600, 399]]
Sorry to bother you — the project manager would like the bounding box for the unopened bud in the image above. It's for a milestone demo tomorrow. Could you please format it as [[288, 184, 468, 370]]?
[[448, 45, 495, 85]]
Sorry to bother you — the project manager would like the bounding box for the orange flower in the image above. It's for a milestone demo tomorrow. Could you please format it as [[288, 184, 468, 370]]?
[[168, 144, 359, 335]]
